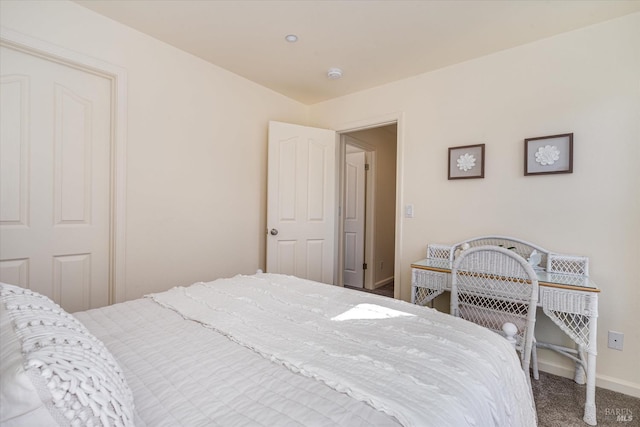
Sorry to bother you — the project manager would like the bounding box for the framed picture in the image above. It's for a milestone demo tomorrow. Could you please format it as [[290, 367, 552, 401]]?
[[524, 133, 573, 176], [448, 144, 485, 180]]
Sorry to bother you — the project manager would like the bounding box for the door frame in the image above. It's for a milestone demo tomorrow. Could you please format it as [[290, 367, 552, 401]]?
[[1, 28, 128, 304], [334, 113, 403, 299]]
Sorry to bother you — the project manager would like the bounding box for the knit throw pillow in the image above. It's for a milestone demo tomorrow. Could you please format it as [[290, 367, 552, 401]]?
[[0, 283, 134, 427]]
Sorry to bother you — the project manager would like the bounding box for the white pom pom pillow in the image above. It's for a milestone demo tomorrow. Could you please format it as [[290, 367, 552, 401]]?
[[0, 283, 134, 427]]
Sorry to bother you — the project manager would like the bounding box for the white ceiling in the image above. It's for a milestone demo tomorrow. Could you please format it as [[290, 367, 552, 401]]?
[[74, 0, 640, 105]]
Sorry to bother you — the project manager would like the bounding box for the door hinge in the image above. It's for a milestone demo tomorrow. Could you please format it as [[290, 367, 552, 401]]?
[[363, 263, 368, 270], [365, 163, 370, 171]]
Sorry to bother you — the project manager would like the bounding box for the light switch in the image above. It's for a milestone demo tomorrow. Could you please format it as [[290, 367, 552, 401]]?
[[405, 204, 414, 218]]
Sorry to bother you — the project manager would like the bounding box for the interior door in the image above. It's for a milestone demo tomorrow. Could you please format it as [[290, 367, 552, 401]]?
[[0, 46, 112, 312], [266, 121, 336, 284], [343, 150, 365, 287]]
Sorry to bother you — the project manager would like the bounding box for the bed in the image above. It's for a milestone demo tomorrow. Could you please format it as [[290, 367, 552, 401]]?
[[1, 273, 537, 426]]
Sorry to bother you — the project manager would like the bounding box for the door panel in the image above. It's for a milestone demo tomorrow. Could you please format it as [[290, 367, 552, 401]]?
[[0, 75, 28, 226], [0, 46, 111, 311], [53, 254, 91, 313], [343, 151, 365, 287], [0, 259, 29, 288], [267, 121, 336, 284]]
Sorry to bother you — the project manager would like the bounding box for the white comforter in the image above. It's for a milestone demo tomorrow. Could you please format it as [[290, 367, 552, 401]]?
[[77, 289, 397, 426], [145, 273, 536, 427]]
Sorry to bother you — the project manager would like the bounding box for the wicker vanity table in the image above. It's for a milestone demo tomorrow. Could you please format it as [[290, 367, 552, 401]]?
[[411, 237, 600, 425]]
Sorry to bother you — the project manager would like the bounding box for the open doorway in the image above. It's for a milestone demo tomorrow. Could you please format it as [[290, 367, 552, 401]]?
[[339, 124, 397, 297]]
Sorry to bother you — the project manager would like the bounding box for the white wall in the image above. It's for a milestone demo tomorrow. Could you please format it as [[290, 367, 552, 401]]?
[[0, 1, 307, 300], [309, 14, 640, 396]]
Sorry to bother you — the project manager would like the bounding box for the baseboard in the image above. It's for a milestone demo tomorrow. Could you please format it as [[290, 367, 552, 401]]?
[[538, 360, 640, 398], [373, 276, 394, 289]]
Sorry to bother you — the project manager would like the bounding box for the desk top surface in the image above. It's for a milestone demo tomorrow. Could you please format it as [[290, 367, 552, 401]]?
[[411, 258, 600, 292]]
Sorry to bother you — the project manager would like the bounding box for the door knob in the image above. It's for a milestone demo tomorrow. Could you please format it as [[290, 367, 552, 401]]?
[[270, 228, 279, 236]]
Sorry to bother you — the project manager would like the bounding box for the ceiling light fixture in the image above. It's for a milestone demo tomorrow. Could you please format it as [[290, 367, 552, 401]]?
[[327, 67, 343, 80], [285, 34, 298, 43]]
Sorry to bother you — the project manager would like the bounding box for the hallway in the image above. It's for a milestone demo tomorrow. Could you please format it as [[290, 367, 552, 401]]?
[[345, 282, 394, 298]]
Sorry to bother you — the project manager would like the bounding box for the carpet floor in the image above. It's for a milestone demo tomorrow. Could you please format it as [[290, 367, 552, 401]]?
[[533, 371, 639, 426], [345, 282, 394, 298]]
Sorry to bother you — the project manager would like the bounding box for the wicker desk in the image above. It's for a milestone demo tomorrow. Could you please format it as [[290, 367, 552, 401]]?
[[411, 258, 600, 425]]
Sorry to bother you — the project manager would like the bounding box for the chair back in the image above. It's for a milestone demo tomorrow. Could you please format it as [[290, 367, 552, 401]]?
[[449, 235, 549, 270], [451, 245, 539, 374]]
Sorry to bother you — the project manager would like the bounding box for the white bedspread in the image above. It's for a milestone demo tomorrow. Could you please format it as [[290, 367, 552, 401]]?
[[77, 290, 398, 426], [149, 273, 536, 427]]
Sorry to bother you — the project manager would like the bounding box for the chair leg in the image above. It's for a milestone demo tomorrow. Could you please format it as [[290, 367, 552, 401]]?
[[531, 339, 539, 380]]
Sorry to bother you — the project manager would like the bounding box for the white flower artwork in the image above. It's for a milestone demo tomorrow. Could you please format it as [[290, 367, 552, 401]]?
[[535, 145, 560, 166], [456, 153, 476, 172]]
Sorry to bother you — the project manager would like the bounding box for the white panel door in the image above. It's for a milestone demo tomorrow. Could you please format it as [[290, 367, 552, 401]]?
[[266, 121, 336, 284], [343, 151, 366, 287], [0, 46, 111, 312]]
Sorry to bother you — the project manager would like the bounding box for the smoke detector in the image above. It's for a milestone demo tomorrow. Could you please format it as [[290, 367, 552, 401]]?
[[327, 67, 343, 80]]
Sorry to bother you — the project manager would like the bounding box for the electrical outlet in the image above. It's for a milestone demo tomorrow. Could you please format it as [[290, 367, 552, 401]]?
[[608, 331, 624, 351]]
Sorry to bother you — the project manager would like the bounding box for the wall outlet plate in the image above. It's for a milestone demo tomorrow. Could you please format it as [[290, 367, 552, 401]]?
[[608, 331, 624, 351]]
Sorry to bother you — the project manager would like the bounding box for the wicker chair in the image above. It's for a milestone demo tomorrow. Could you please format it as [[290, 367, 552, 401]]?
[[451, 245, 539, 380], [450, 235, 548, 379], [449, 235, 549, 270]]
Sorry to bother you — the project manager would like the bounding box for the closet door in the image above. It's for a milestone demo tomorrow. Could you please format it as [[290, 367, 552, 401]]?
[[0, 46, 112, 312]]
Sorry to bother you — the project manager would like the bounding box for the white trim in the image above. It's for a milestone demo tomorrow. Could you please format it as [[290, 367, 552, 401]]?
[[344, 135, 376, 152], [363, 150, 376, 290], [334, 112, 404, 300], [538, 360, 640, 398], [1, 27, 128, 304], [374, 276, 394, 289], [334, 114, 400, 133]]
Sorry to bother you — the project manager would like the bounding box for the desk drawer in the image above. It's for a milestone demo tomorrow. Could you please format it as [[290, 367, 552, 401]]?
[[540, 287, 598, 317], [412, 269, 448, 305]]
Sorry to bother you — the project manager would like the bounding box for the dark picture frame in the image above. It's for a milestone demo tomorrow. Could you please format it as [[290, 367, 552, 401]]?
[[524, 133, 573, 176], [448, 144, 485, 180]]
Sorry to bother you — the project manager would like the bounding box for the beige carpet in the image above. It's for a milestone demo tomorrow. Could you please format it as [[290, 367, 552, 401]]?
[[345, 282, 394, 298], [533, 371, 639, 427]]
